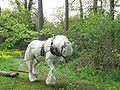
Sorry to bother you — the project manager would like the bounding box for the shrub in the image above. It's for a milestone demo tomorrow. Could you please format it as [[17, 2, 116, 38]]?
[[0, 10, 37, 50], [67, 14, 120, 70]]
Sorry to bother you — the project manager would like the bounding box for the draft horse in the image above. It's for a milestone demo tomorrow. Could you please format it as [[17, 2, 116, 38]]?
[[24, 35, 73, 85]]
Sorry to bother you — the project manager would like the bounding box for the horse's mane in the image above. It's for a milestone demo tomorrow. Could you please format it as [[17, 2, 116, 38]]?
[[53, 35, 69, 46]]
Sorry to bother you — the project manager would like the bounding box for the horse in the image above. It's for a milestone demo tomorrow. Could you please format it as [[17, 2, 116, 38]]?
[[24, 35, 73, 85]]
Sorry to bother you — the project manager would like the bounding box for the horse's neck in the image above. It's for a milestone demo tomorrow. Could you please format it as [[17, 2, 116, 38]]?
[[45, 38, 53, 46]]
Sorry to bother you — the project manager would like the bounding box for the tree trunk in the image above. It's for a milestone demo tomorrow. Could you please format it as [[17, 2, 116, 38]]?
[[79, 0, 83, 19], [110, 0, 114, 20], [99, 0, 103, 14], [0, 7, 1, 16], [28, 0, 33, 11], [0, 71, 19, 78], [65, 0, 69, 31], [38, 0, 44, 30], [24, 0, 27, 9], [93, 0, 98, 14]]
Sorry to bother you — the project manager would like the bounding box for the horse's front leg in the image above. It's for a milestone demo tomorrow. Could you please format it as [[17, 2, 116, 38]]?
[[29, 59, 37, 82], [46, 59, 56, 85]]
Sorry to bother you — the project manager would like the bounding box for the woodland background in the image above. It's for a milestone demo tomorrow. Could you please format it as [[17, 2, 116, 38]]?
[[0, 0, 120, 90]]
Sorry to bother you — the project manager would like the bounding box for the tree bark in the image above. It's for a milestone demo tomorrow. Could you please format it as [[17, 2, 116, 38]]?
[[24, 0, 27, 9], [0, 7, 1, 16], [28, 0, 33, 11], [0, 71, 19, 78], [99, 0, 103, 14], [110, 0, 114, 20], [79, 0, 83, 19], [38, 0, 44, 30], [65, 0, 69, 31], [93, 0, 98, 14]]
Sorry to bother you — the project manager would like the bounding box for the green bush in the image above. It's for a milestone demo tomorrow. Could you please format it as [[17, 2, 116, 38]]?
[[67, 14, 120, 70], [0, 10, 37, 50], [39, 21, 66, 40]]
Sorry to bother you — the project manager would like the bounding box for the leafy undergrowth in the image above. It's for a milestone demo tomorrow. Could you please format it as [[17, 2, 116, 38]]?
[[0, 51, 120, 90]]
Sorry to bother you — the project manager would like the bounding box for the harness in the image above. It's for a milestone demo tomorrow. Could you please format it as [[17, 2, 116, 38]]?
[[40, 37, 67, 59], [50, 38, 67, 59], [40, 42, 46, 56]]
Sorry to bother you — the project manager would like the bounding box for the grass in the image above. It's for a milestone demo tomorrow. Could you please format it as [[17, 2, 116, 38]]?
[[0, 51, 120, 90]]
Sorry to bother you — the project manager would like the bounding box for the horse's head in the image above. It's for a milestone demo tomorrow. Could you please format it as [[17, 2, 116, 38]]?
[[51, 35, 73, 60], [56, 35, 73, 59], [60, 41, 73, 59]]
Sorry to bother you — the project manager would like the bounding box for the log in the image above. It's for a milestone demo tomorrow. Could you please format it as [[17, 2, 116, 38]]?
[[0, 71, 19, 78]]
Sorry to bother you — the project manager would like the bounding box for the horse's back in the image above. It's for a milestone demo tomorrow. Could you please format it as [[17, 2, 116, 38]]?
[[25, 40, 45, 55], [28, 40, 45, 49]]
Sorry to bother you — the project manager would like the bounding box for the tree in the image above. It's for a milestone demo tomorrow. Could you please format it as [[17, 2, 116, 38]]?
[[110, 0, 114, 20], [0, 7, 1, 16], [99, 0, 103, 14], [93, 0, 98, 14], [24, 0, 33, 10], [65, 0, 69, 31], [28, 0, 33, 11], [10, 0, 33, 22], [79, 0, 83, 19], [38, 0, 44, 30], [24, 0, 27, 9], [11, 0, 33, 11]]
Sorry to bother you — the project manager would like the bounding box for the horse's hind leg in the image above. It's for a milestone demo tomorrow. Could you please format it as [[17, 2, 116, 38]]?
[[29, 58, 37, 82], [24, 46, 37, 82], [32, 59, 40, 77]]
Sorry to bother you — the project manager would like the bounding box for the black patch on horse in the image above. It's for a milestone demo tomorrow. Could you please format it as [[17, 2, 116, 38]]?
[[40, 43, 46, 56]]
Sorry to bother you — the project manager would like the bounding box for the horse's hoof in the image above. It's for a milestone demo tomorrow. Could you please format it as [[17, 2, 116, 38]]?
[[30, 78, 37, 82], [46, 80, 56, 85], [29, 75, 37, 82], [46, 82, 55, 86]]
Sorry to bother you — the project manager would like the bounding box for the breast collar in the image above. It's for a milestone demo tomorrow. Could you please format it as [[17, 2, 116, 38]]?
[[50, 38, 67, 59]]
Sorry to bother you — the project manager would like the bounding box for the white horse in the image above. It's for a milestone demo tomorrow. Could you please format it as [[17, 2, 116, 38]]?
[[24, 35, 73, 85]]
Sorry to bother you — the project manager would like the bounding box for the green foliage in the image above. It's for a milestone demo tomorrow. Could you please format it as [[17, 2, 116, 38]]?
[[37, 14, 120, 71], [66, 14, 120, 69], [0, 7, 120, 90], [0, 51, 22, 60], [0, 10, 37, 50], [38, 21, 66, 39]]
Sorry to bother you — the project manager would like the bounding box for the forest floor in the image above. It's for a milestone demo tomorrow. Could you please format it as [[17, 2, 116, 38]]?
[[0, 51, 118, 90]]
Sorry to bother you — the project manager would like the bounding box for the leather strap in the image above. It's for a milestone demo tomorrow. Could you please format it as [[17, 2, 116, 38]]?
[[50, 40, 67, 59]]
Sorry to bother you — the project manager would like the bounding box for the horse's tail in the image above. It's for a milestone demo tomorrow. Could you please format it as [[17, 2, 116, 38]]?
[[24, 45, 31, 66]]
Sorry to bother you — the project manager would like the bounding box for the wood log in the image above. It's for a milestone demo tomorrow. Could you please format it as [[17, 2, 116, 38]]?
[[0, 71, 19, 78]]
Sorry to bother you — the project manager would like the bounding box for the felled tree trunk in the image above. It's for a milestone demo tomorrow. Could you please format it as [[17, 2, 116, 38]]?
[[0, 71, 19, 78]]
